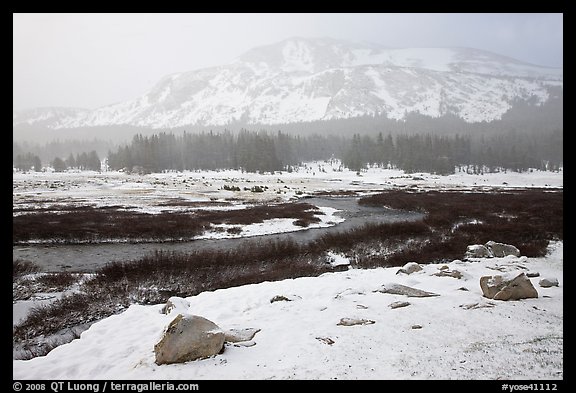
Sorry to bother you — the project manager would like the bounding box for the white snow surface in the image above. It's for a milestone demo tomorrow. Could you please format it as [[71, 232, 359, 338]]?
[[13, 242, 563, 380], [201, 206, 344, 240], [13, 161, 563, 205]]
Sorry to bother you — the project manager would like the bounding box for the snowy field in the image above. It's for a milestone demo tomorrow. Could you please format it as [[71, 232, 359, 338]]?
[[13, 162, 563, 379], [13, 160, 563, 211], [13, 241, 563, 380], [13, 161, 561, 241]]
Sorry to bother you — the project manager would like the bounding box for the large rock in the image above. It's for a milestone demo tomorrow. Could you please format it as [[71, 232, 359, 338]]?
[[154, 314, 225, 365], [480, 273, 538, 301], [465, 244, 493, 259], [485, 241, 521, 258]]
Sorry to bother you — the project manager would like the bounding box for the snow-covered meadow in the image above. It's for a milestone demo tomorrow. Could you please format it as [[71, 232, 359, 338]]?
[[13, 162, 563, 379], [13, 160, 563, 211], [13, 242, 563, 380], [13, 161, 562, 242]]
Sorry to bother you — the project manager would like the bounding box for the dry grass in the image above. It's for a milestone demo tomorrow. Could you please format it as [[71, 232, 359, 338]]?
[[13, 189, 563, 355], [13, 260, 40, 279], [13, 202, 323, 244], [359, 189, 563, 258]]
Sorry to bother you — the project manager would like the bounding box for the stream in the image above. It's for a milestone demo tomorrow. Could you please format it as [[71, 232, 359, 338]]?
[[12, 197, 424, 272]]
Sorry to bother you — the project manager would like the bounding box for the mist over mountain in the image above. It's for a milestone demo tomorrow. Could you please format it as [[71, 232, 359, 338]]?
[[13, 37, 562, 136]]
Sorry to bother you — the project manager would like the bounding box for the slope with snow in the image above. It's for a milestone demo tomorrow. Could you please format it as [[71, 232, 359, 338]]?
[[13, 241, 563, 380], [13, 38, 562, 129], [12, 107, 90, 128]]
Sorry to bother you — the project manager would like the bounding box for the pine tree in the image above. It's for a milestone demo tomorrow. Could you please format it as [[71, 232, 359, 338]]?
[[52, 157, 66, 172], [33, 155, 42, 172]]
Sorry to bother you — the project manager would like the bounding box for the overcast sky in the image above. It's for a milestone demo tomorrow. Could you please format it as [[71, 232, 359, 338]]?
[[13, 13, 563, 112]]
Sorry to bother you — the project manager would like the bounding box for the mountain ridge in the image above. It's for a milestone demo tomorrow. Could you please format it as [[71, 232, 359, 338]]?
[[13, 37, 563, 130]]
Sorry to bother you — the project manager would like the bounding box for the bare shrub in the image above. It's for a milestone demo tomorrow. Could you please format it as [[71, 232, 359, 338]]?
[[13, 260, 40, 279], [13, 202, 325, 244], [36, 272, 77, 291]]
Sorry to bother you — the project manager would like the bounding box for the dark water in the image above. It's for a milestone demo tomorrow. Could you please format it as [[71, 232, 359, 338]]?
[[12, 197, 423, 272]]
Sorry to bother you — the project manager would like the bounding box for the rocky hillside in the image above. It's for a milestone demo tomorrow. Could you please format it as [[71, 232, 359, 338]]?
[[13, 37, 562, 130]]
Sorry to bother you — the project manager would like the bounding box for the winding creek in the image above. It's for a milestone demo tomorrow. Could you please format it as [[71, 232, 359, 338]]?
[[12, 197, 424, 273]]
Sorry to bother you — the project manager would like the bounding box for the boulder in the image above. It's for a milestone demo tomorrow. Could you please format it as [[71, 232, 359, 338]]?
[[389, 301, 411, 309], [460, 301, 496, 310], [480, 273, 538, 301], [539, 278, 559, 288], [396, 262, 423, 275], [233, 341, 256, 347], [485, 241, 521, 258], [465, 244, 493, 259], [337, 318, 375, 326], [433, 269, 463, 279], [526, 271, 540, 278], [154, 314, 225, 365], [224, 328, 261, 343], [160, 297, 190, 315], [374, 283, 440, 298]]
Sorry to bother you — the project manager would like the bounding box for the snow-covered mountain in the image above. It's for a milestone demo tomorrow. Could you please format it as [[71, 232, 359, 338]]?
[[12, 107, 90, 128], [13, 37, 563, 129]]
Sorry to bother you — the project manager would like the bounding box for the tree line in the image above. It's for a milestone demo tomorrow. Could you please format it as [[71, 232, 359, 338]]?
[[106, 130, 343, 173], [105, 128, 561, 175], [14, 128, 562, 175], [13, 151, 102, 172], [342, 129, 563, 174]]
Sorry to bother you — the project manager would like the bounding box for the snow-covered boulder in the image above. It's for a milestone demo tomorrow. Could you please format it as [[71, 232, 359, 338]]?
[[539, 278, 559, 288], [224, 328, 261, 343], [433, 269, 463, 279], [160, 297, 190, 315], [374, 283, 440, 298], [154, 314, 224, 365], [337, 318, 375, 326], [480, 273, 538, 301], [389, 301, 410, 309], [326, 251, 351, 271], [465, 244, 493, 259], [485, 241, 521, 258], [396, 262, 422, 275]]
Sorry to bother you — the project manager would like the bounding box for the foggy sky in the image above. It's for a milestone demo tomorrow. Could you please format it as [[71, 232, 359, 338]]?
[[13, 13, 563, 112]]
